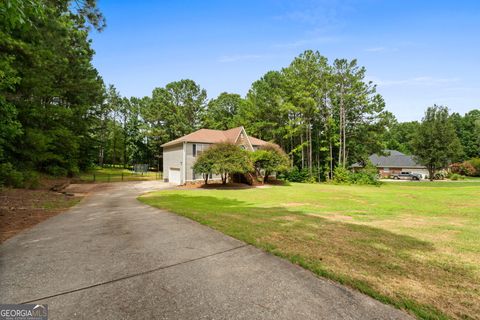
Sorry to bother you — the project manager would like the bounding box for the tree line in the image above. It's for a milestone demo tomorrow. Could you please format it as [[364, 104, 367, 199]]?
[[1, 1, 479, 187]]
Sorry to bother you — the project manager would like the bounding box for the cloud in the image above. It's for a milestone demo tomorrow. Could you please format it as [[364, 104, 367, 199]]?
[[371, 76, 460, 87], [218, 54, 269, 63]]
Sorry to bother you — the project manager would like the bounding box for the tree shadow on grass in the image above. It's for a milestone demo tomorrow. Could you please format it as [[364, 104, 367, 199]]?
[[153, 193, 434, 253], [146, 193, 479, 319]]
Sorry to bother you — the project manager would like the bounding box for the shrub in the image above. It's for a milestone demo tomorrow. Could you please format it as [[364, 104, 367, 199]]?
[[197, 142, 252, 184], [450, 161, 476, 176], [0, 163, 24, 188], [23, 170, 40, 189], [449, 173, 465, 181], [251, 143, 290, 183], [192, 151, 215, 184], [279, 167, 315, 183], [45, 165, 68, 177], [333, 167, 351, 184], [467, 158, 480, 176], [333, 162, 381, 186], [351, 172, 381, 186], [434, 170, 447, 180]]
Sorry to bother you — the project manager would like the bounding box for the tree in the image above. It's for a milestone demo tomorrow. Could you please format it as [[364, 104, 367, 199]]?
[[251, 143, 289, 183], [192, 151, 216, 184], [207, 143, 253, 184], [0, 0, 106, 177], [450, 110, 480, 159], [145, 80, 207, 145], [412, 105, 462, 180], [203, 92, 243, 130], [384, 119, 420, 155]]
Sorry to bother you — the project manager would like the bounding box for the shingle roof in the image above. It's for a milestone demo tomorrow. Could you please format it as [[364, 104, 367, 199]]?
[[351, 150, 426, 168], [161, 126, 268, 148]]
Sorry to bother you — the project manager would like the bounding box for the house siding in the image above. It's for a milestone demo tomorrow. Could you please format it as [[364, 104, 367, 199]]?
[[163, 144, 184, 183]]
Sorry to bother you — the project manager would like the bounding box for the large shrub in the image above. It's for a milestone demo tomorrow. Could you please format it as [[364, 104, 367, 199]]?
[[251, 143, 289, 183], [333, 162, 381, 186], [192, 150, 216, 184], [450, 161, 477, 176], [0, 162, 24, 188], [333, 167, 351, 184], [467, 158, 480, 176], [198, 143, 253, 184], [279, 167, 315, 183]]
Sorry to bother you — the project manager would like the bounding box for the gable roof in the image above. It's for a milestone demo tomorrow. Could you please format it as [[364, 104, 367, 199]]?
[[161, 126, 268, 148], [351, 150, 426, 168]]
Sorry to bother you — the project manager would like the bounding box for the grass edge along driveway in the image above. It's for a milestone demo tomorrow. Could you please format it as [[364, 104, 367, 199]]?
[[139, 182, 480, 320]]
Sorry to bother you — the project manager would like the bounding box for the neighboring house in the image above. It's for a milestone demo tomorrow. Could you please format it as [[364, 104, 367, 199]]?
[[161, 126, 268, 185], [351, 150, 429, 179]]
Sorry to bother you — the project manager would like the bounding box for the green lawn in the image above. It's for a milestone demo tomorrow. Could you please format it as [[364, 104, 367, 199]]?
[[139, 181, 480, 320], [78, 167, 161, 182]]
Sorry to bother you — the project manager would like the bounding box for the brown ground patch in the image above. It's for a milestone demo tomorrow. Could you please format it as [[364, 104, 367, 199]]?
[[282, 202, 304, 207], [0, 186, 82, 243], [305, 212, 354, 221], [178, 182, 253, 190]]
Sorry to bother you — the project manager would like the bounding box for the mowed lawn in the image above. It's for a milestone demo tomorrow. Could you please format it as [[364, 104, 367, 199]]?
[[78, 167, 161, 182], [139, 181, 480, 319]]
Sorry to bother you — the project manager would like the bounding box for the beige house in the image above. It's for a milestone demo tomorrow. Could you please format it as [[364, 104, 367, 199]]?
[[161, 126, 268, 185]]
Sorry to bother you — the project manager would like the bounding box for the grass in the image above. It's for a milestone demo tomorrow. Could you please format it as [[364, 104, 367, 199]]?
[[139, 181, 480, 320], [78, 167, 161, 182]]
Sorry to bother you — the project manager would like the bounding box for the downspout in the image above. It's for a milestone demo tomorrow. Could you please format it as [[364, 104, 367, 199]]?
[[182, 141, 187, 184]]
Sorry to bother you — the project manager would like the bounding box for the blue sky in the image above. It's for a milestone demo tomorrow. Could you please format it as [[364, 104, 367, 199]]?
[[91, 0, 480, 121]]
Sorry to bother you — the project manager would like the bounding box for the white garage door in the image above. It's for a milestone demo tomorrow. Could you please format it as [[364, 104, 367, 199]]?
[[168, 168, 181, 185]]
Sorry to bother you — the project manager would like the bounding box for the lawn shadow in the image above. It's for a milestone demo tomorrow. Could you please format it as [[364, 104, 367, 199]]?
[[155, 193, 435, 254], [145, 192, 478, 320]]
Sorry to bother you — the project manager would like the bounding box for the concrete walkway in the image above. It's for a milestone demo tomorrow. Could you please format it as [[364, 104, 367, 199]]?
[[0, 181, 412, 319]]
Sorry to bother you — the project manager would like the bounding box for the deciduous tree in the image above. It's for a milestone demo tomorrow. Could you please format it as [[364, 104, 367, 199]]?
[[412, 105, 462, 180]]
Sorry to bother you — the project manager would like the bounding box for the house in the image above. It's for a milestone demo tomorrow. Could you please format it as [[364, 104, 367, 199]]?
[[351, 150, 429, 179], [161, 126, 268, 185]]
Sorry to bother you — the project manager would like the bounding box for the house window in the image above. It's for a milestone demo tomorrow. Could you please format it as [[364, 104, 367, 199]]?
[[193, 144, 206, 157], [383, 167, 390, 172]]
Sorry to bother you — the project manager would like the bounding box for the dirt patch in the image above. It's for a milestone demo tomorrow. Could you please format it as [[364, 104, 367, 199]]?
[[282, 202, 304, 207], [306, 212, 354, 221], [0, 188, 81, 243], [178, 182, 253, 190], [64, 183, 112, 196]]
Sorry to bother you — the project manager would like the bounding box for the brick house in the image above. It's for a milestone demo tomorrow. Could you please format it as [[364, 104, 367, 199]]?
[[351, 150, 429, 179]]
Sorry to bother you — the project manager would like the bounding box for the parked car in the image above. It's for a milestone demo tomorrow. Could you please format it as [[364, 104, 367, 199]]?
[[391, 171, 422, 180]]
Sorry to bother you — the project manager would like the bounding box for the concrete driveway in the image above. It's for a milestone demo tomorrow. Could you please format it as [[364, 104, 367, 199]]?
[[0, 181, 412, 319]]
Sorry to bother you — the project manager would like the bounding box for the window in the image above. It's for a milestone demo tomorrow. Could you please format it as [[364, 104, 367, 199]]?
[[193, 143, 206, 157], [383, 167, 390, 172]]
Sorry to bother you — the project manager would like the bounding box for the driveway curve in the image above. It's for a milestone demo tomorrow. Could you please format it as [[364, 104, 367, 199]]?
[[0, 181, 412, 319]]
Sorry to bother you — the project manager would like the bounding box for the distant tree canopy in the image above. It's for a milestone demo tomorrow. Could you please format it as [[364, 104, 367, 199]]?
[[0, 0, 105, 176], [412, 105, 462, 180], [1, 1, 478, 187]]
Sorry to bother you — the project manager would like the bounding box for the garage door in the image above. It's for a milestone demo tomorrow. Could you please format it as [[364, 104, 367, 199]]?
[[168, 168, 181, 185]]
